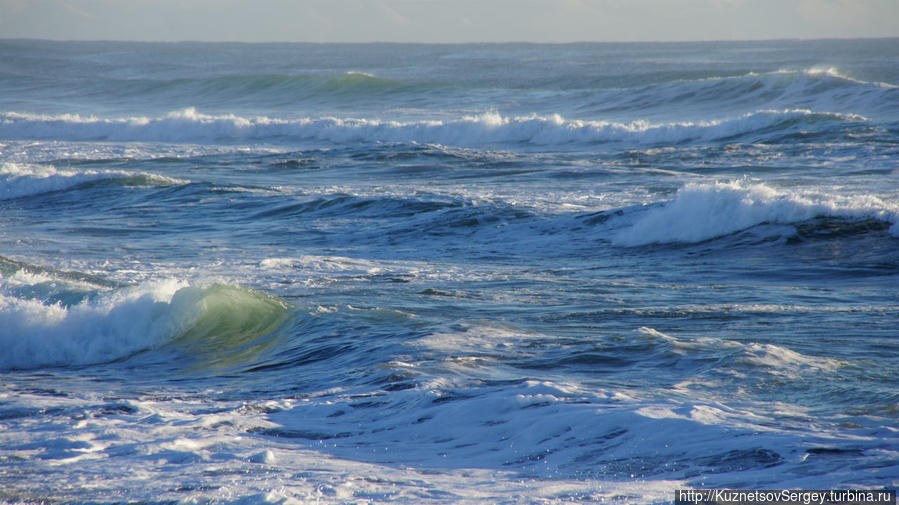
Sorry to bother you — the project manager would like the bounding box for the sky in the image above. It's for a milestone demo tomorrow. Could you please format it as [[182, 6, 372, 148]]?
[[0, 0, 897, 43]]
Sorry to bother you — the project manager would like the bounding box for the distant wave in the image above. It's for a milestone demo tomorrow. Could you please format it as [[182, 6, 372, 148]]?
[[151, 71, 411, 96], [593, 67, 899, 117], [691, 67, 898, 92], [0, 265, 290, 370], [0, 108, 868, 147], [612, 180, 899, 246], [1, 71, 424, 107]]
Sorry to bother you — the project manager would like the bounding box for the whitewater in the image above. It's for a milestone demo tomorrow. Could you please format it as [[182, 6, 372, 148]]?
[[1, 39, 897, 504]]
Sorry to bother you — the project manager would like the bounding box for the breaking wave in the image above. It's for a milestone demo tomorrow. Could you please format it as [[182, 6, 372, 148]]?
[[612, 180, 899, 246], [0, 264, 290, 370], [0, 162, 183, 200], [0, 108, 868, 147]]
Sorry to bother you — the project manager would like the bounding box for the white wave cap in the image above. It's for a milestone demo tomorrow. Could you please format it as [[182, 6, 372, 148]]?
[[0, 163, 109, 200], [613, 179, 899, 246], [0, 162, 185, 201], [0, 277, 206, 370]]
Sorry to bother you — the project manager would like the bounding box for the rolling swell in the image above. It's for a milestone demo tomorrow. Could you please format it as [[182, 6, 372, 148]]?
[[116, 72, 426, 108], [250, 194, 461, 221], [0, 64, 441, 112], [590, 68, 899, 119]]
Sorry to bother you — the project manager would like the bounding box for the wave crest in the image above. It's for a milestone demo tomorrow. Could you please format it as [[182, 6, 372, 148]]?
[[0, 162, 184, 201], [0, 108, 867, 147], [612, 180, 899, 246]]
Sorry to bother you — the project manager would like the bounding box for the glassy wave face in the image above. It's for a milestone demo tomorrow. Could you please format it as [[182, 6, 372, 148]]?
[[1, 39, 897, 504]]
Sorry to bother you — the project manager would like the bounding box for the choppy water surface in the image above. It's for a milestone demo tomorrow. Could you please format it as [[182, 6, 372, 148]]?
[[1, 39, 898, 504]]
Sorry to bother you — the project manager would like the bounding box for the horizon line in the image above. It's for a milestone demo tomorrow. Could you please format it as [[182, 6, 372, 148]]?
[[3, 36, 898, 45]]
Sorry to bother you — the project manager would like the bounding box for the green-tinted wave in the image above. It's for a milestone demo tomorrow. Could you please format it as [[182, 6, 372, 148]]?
[[169, 284, 292, 374]]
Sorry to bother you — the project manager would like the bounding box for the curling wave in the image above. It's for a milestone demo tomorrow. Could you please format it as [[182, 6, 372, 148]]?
[[0, 264, 290, 370]]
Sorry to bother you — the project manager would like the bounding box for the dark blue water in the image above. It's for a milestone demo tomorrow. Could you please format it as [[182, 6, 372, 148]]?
[[1, 39, 898, 504]]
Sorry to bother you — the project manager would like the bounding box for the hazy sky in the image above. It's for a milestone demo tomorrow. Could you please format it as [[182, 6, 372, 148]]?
[[0, 0, 897, 43]]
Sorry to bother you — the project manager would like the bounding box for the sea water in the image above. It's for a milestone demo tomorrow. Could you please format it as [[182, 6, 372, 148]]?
[[0, 39, 897, 504]]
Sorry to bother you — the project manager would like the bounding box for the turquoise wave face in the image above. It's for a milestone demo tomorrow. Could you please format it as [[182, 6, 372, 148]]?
[[168, 284, 292, 374]]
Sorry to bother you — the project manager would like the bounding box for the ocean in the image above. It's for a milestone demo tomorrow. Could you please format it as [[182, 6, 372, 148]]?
[[0, 38, 897, 504]]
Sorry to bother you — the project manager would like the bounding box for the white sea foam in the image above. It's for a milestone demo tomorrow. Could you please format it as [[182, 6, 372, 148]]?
[[671, 66, 895, 91], [260, 255, 388, 275], [740, 343, 842, 375], [343, 71, 377, 79], [797, 66, 898, 89], [612, 180, 899, 246], [638, 327, 842, 378], [0, 108, 865, 147], [0, 385, 686, 503]]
